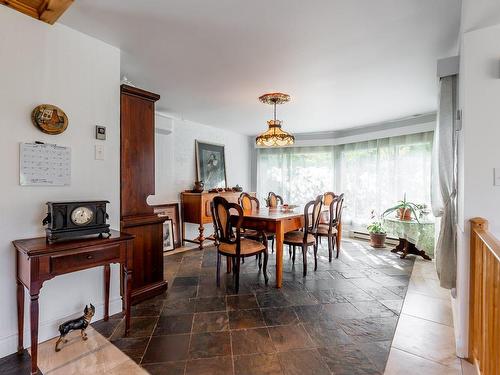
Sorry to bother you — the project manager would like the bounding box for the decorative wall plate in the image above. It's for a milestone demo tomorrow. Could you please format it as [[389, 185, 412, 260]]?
[[31, 104, 68, 134]]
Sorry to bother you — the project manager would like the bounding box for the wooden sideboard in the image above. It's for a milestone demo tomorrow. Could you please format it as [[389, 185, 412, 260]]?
[[13, 230, 134, 375], [120, 84, 168, 303], [181, 191, 255, 249]]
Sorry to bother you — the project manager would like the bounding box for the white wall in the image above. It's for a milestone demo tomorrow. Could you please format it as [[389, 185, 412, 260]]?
[[460, 24, 500, 237], [0, 8, 120, 356], [461, 0, 500, 33], [151, 115, 251, 240], [454, 6, 500, 357]]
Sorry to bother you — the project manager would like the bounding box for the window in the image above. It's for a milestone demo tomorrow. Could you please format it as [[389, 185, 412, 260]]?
[[256, 146, 335, 204], [335, 132, 433, 229], [256, 132, 433, 230]]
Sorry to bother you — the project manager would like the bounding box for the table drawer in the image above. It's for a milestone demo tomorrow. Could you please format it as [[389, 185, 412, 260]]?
[[283, 217, 303, 232], [50, 244, 121, 274]]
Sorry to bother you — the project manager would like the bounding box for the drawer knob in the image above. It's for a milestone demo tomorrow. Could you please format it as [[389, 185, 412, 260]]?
[[86, 255, 93, 260]]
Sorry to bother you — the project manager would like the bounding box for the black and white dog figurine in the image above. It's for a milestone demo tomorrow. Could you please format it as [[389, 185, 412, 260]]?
[[55, 304, 95, 352]]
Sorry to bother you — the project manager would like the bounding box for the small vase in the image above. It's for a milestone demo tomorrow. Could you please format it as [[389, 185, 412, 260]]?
[[193, 181, 204, 193]]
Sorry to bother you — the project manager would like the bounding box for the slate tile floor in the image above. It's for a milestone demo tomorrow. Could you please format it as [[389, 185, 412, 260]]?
[[94, 239, 415, 374], [0, 240, 415, 374]]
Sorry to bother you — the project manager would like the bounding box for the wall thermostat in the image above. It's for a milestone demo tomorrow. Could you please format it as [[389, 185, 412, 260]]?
[[95, 125, 106, 140]]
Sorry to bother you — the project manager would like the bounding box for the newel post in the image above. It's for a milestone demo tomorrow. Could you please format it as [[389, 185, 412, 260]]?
[[470, 217, 488, 231]]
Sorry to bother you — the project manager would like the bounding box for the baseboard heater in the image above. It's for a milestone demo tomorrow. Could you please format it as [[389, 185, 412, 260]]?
[[349, 230, 399, 246]]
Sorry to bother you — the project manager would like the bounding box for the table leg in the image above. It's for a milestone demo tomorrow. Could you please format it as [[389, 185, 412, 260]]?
[[404, 241, 432, 260], [181, 221, 186, 247], [391, 238, 431, 261], [401, 239, 410, 259], [391, 238, 405, 254], [103, 264, 110, 321], [17, 280, 24, 354], [275, 221, 284, 288], [123, 267, 132, 336], [30, 293, 39, 375], [197, 225, 205, 250]]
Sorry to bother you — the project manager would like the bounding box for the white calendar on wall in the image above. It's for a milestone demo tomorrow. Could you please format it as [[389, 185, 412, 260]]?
[[20, 142, 71, 186]]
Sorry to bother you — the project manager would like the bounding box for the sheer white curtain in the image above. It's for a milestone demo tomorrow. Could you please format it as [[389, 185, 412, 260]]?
[[335, 132, 434, 229], [256, 132, 434, 230], [256, 146, 334, 204], [431, 75, 457, 289]]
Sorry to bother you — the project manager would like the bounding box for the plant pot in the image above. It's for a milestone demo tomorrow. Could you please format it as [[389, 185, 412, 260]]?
[[397, 208, 412, 221], [369, 233, 387, 248]]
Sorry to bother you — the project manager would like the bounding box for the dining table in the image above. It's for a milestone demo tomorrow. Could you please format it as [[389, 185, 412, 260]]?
[[233, 206, 340, 288]]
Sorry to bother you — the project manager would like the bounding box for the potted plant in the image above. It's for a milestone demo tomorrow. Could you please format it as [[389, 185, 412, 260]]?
[[382, 193, 421, 221], [367, 220, 387, 248]]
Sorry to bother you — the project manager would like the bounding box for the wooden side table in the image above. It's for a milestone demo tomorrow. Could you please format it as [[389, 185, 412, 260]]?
[[13, 230, 134, 375], [383, 217, 434, 260]]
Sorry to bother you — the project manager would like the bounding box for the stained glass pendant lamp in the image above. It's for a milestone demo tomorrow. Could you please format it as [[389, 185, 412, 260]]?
[[255, 92, 295, 147]]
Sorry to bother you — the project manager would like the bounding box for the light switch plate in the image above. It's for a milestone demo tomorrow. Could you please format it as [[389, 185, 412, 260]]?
[[95, 144, 104, 160], [494, 168, 500, 186]]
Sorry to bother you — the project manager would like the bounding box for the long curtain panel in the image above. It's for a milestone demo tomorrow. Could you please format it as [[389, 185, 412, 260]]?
[[431, 75, 457, 290], [256, 146, 335, 204], [256, 132, 433, 230], [335, 132, 434, 229]]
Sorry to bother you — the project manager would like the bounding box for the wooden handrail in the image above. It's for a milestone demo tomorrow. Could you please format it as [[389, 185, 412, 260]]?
[[468, 217, 500, 375]]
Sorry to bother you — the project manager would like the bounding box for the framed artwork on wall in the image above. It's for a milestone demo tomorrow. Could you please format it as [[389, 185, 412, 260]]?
[[153, 203, 181, 248], [195, 140, 227, 190]]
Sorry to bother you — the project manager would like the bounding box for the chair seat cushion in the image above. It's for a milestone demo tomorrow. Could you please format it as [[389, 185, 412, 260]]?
[[219, 238, 266, 255], [284, 230, 315, 244], [317, 224, 338, 236]]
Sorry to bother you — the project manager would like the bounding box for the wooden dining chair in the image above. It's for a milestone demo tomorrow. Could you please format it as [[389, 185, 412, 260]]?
[[323, 192, 336, 206], [319, 192, 336, 225], [239, 192, 260, 210], [284, 195, 323, 276], [316, 193, 344, 263], [266, 192, 283, 208], [211, 196, 269, 293], [239, 192, 276, 254]]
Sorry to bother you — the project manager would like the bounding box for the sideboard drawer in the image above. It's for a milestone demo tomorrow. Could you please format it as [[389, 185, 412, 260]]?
[[50, 244, 121, 274]]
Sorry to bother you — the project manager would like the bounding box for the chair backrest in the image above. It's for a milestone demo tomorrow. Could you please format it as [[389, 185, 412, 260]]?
[[302, 195, 323, 240], [320, 192, 336, 224], [335, 193, 345, 225], [267, 192, 283, 208], [211, 197, 243, 251], [239, 192, 260, 211], [327, 193, 344, 229], [323, 192, 336, 206]]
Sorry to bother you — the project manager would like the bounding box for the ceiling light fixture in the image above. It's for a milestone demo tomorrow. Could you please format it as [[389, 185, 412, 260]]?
[[255, 92, 295, 147]]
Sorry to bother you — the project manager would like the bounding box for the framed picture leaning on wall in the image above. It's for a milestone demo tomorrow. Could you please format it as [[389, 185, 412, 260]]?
[[162, 219, 174, 252], [195, 140, 227, 190], [153, 203, 181, 248]]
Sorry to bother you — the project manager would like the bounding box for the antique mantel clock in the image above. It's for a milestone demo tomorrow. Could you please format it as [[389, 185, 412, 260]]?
[[43, 201, 110, 242]]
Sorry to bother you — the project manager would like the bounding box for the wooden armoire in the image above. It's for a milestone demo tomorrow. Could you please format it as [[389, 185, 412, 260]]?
[[120, 84, 168, 303]]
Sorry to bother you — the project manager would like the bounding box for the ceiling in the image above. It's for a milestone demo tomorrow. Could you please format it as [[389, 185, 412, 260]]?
[[60, 0, 461, 135]]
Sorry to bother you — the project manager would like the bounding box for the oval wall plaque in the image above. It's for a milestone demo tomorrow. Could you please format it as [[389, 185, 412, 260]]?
[[31, 104, 68, 135]]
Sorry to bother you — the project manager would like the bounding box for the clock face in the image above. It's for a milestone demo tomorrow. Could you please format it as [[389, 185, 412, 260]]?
[[71, 206, 94, 226]]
